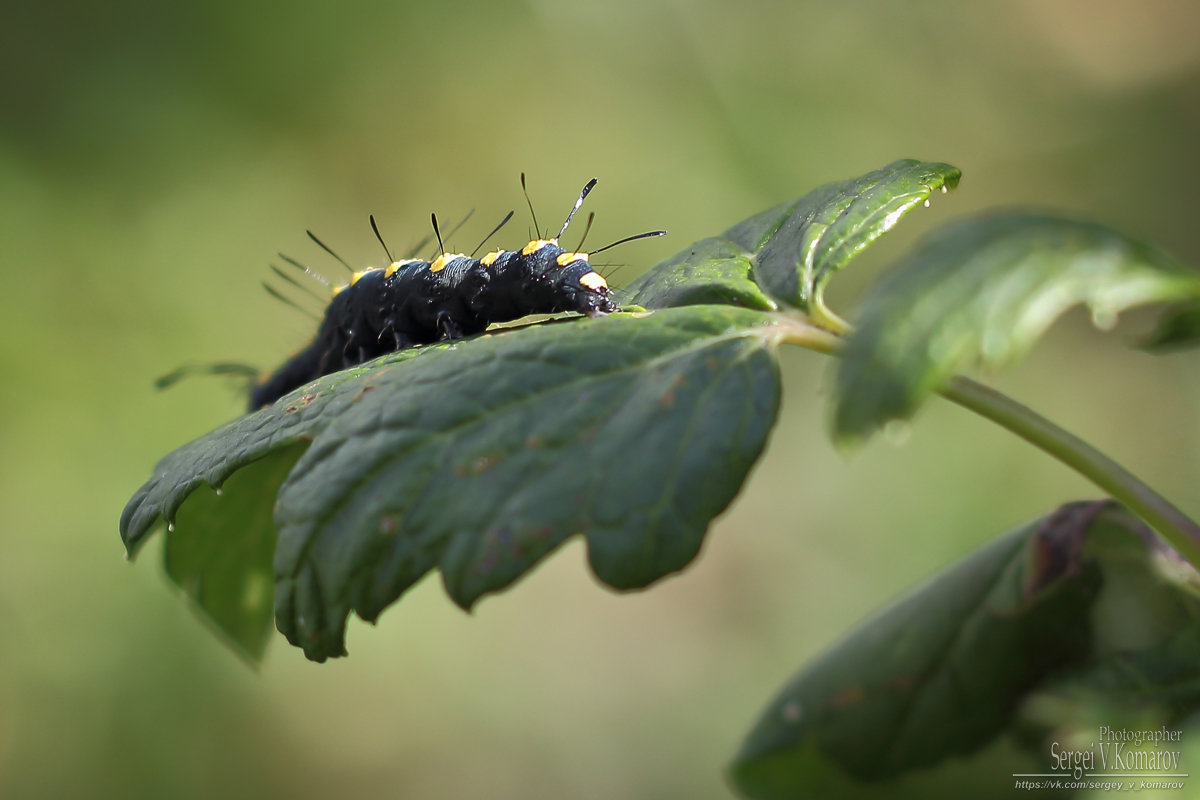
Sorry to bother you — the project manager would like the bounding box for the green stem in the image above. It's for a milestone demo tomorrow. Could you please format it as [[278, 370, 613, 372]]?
[[773, 313, 1200, 567], [808, 298, 854, 337], [941, 375, 1200, 566]]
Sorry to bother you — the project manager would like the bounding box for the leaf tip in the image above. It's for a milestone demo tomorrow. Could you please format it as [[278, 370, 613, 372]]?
[[829, 399, 882, 451]]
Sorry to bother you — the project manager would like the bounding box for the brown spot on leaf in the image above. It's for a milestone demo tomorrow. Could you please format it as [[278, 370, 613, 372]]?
[[1024, 500, 1110, 598], [824, 685, 866, 710], [378, 514, 399, 536], [454, 453, 503, 477], [660, 373, 686, 409], [285, 393, 318, 414], [470, 454, 500, 474]]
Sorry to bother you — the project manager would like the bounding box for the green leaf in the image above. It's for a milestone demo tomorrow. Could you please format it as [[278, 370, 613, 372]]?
[[730, 501, 1200, 800], [163, 443, 307, 662], [1140, 301, 1200, 352], [618, 237, 778, 311], [619, 159, 961, 313], [121, 306, 783, 661], [835, 212, 1200, 442]]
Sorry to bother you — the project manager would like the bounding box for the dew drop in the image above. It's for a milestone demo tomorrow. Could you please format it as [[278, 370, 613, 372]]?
[[941, 185, 948, 194], [1090, 306, 1118, 331], [883, 419, 912, 446], [215, 487, 224, 497], [167, 522, 175, 532], [923, 199, 931, 208]]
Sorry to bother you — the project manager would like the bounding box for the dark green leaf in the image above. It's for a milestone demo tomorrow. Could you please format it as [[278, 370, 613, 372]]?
[[730, 502, 1200, 800], [121, 306, 783, 661], [618, 237, 778, 311], [619, 159, 961, 313], [835, 212, 1200, 442], [729, 159, 961, 312]]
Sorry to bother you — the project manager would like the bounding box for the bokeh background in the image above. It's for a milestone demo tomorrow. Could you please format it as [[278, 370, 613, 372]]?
[[2, 1, 1199, 797]]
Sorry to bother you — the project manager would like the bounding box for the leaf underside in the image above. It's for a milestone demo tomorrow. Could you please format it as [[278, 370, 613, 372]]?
[[163, 443, 307, 661], [123, 306, 783, 661], [731, 501, 1200, 800]]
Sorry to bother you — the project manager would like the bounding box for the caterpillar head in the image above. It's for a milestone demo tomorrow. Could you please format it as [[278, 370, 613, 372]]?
[[552, 249, 619, 315], [512, 177, 663, 316], [519, 239, 617, 315]]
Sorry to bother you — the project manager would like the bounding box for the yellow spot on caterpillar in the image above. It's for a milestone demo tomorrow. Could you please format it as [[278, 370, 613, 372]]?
[[384, 258, 421, 278], [556, 251, 588, 267], [579, 271, 608, 291], [521, 239, 556, 256], [480, 251, 504, 267], [332, 284, 348, 297], [430, 253, 466, 273], [349, 268, 380, 286]]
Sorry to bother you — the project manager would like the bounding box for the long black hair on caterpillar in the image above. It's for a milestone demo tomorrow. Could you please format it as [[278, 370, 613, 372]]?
[[247, 178, 664, 411]]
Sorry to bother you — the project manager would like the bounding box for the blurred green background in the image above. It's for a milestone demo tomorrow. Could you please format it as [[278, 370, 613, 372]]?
[[2, 1, 1199, 797]]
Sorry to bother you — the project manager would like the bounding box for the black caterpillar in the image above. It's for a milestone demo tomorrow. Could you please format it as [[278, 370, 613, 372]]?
[[248, 178, 664, 411]]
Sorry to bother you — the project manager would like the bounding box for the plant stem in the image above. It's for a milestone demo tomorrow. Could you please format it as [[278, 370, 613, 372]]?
[[808, 298, 854, 337], [941, 375, 1200, 566], [773, 313, 1200, 567]]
